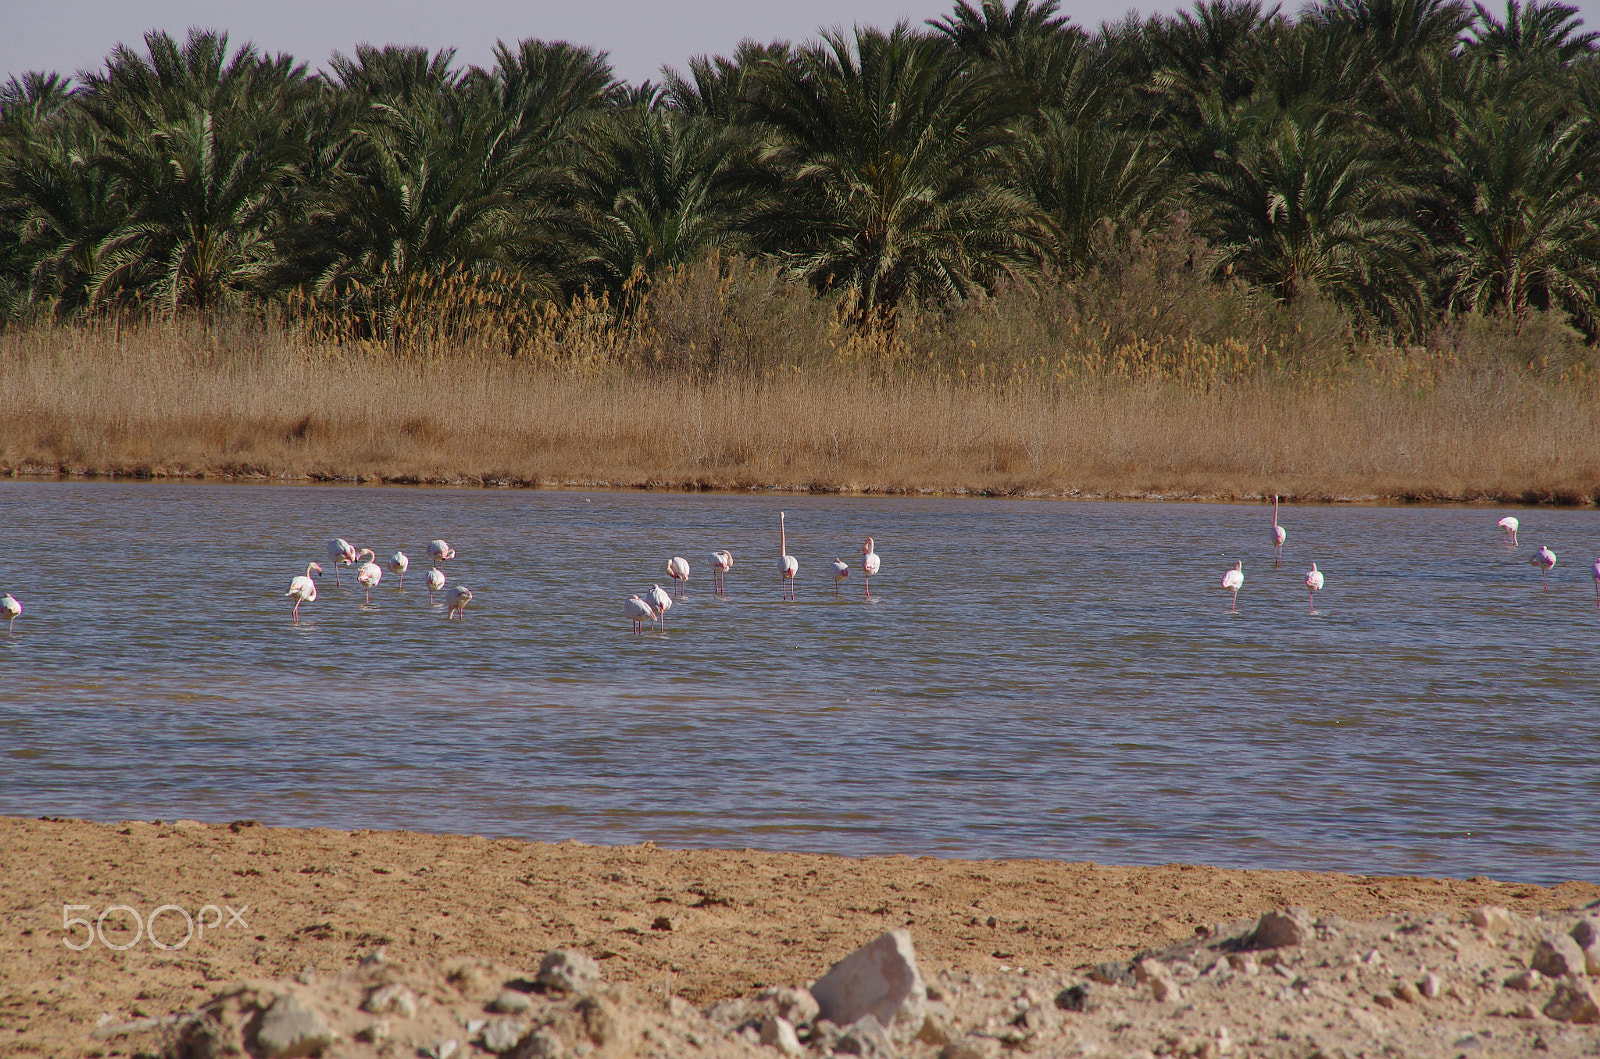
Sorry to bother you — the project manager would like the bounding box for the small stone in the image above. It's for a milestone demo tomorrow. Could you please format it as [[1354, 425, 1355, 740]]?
[[254, 994, 335, 1059], [1506, 969, 1544, 992], [914, 1008, 954, 1046], [810, 930, 927, 1039], [1372, 993, 1396, 1009], [1088, 962, 1136, 986], [1532, 933, 1588, 978], [1420, 973, 1443, 998], [1544, 981, 1600, 1024], [536, 949, 601, 993], [1394, 982, 1421, 1004], [754, 986, 820, 1026], [466, 1019, 487, 1036], [835, 1014, 892, 1057], [1250, 908, 1313, 949], [354, 1020, 390, 1043], [652, 915, 674, 931], [576, 995, 617, 1046], [362, 983, 418, 1017], [1149, 974, 1182, 1002], [1470, 906, 1515, 933], [515, 1030, 564, 1059], [489, 990, 533, 1015], [759, 1016, 805, 1056], [1054, 983, 1098, 1012], [1226, 954, 1259, 975], [481, 1018, 529, 1054], [1571, 918, 1600, 950], [940, 1035, 1001, 1059], [432, 1040, 460, 1059]]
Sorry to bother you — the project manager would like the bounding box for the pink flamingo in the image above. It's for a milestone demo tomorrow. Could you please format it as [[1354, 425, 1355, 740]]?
[[778, 512, 798, 600], [326, 539, 357, 586], [1497, 516, 1519, 546], [831, 558, 850, 594], [285, 563, 322, 622], [648, 583, 673, 629], [1530, 546, 1556, 590], [1305, 562, 1324, 613], [445, 584, 473, 619], [861, 537, 881, 597], [1272, 496, 1287, 566], [355, 548, 382, 603], [710, 550, 733, 595], [426, 567, 445, 602], [624, 594, 657, 633], [387, 550, 409, 589], [1222, 561, 1244, 611], [666, 556, 690, 597], [3, 593, 21, 634]]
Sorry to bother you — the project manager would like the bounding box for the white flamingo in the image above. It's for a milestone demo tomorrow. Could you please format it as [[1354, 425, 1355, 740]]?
[[648, 583, 674, 629], [1272, 495, 1287, 566], [428, 539, 456, 568], [355, 548, 382, 604], [1305, 562, 1324, 613], [778, 512, 799, 600], [1592, 559, 1600, 611], [861, 537, 881, 597], [1530, 546, 1556, 590], [666, 556, 690, 597], [2, 593, 20, 634], [710, 550, 734, 595], [285, 563, 322, 623], [445, 584, 473, 619], [831, 558, 850, 593], [426, 567, 446, 602], [624, 594, 657, 633], [1222, 561, 1244, 611], [327, 539, 357, 586], [387, 550, 409, 588], [1497, 516, 1519, 546]]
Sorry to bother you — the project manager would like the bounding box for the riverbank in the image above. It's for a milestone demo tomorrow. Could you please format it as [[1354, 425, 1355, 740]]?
[[4, 816, 1598, 1056], [5, 320, 1600, 504]]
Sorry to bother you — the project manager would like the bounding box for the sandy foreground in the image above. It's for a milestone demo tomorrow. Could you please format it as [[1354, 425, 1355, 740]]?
[[2, 816, 1597, 1058]]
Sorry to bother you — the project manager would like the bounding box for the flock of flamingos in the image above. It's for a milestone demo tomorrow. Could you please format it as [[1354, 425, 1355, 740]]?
[[0, 498, 1586, 636]]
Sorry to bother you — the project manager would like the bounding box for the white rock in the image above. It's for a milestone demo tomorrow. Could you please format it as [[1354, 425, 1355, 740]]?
[[489, 990, 533, 1014], [536, 949, 601, 993], [755, 985, 820, 1026], [481, 1017, 529, 1054], [1532, 933, 1588, 978], [362, 983, 418, 1017], [255, 994, 336, 1059], [1250, 908, 1313, 948], [759, 1016, 805, 1056], [810, 930, 927, 1039], [1470, 906, 1516, 933]]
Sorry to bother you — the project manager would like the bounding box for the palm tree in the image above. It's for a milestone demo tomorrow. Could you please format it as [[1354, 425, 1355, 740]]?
[[1466, 0, 1599, 63], [741, 23, 1047, 328]]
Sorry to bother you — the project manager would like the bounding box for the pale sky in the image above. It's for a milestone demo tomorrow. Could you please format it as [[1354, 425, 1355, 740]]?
[[5, 0, 1598, 89]]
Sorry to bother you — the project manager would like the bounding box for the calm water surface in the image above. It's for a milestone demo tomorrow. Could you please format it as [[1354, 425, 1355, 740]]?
[[2, 482, 1597, 884]]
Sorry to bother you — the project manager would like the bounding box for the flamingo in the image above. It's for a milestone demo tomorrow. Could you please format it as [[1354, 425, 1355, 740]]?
[[2, 593, 20, 634], [710, 550, 733, 595], [426, 567, 446, 602], [1530, 546, 1556, 590], [648, 583, 674, 629], [1592, 559, 1600, 611], [428, 539, 456, 568], [1272, 495, 1287, 566], [667, 556, 690, 597], [387, 550, 409, 589], [861, 537, 881, 597], [778, 512, 799, 600], [445, 584, 473, 619], [1222, 561, 1244, 611], [355, 548, 382, 604], [285, 563, 322, 623], [327, 539, 357, 586], [831, 558, 850, 594], [1497, 516, 1519, 546], [624, 594, 657, 633], [1305, 562, 1324, 613]]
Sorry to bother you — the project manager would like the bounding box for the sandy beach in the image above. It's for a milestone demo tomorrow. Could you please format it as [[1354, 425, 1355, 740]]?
[[4, 816, 1598, 1056]]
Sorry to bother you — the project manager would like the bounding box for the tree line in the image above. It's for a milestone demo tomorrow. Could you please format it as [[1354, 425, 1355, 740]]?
[[2, 0, 1597, 343]]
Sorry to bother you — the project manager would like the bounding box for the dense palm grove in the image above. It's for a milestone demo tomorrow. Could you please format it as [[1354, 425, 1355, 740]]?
[[2, 0, 1598, 344]]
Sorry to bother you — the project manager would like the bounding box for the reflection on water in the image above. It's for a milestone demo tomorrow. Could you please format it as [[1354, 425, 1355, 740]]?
[[2, 482, 1597, 884]]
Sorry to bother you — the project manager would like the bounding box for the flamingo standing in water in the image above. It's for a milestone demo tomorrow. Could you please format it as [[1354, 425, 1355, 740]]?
[[1222, 561, 1244, 611], [778, 512, 799, 600], [1530, 546, 1556, 590], [388, 550, 409, 589], [1304, 562, 1324, 613], [445, 584, 473, 619], [666, 556, 690, 597], [861, 538, 881, 597], [648, 583, 673, 629], [1497, 516, 1519, 546], [624, 594, 657, 633], [355, 548, 383, 603], [327, 539, 357, 586], [1272, 496, 1287, 566], [1592, 559, 1600, 610], [428, 539, 456, 567], [285, 563, 322, 622], [2, 593, 21, 633], [831, 558, 850, 594], [426, 567, 446, 602], [710, 550, 733, 595]]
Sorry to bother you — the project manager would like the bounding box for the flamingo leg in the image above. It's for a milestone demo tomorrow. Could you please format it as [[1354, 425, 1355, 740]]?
[[292, 601, 301, 622]]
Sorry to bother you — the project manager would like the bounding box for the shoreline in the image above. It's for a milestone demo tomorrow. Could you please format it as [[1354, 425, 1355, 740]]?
[[6, 816, 1598, 1056]]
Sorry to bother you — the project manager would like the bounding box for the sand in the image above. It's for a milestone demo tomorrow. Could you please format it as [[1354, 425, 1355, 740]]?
[[3, 816, 1598, 1057]]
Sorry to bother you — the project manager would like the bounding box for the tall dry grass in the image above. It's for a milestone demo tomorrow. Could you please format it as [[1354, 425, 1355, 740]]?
[[4, 244, 1599, 502]]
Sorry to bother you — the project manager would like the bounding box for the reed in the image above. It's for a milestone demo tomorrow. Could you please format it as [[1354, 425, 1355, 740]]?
[[4, 249, 1598, 503]]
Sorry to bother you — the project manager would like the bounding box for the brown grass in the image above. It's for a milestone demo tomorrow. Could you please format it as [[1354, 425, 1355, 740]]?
[[4, 247, 1600, 503]]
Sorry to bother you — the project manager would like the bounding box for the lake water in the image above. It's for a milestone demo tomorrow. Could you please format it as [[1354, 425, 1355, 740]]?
[[2, 482, 1597, 885]]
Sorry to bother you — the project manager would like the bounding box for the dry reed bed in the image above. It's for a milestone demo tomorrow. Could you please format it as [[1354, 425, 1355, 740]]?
[[3, 322, 1599, 503]]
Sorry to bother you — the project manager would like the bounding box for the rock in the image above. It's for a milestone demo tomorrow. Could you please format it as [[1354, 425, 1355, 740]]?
[[834, 1013, 892, 1057], [482, 1018, 530, 1054], [1088, 961, 1137, 986], [254, 994, 335, 1059], [536, 949, 601, 993], [362, 983, 418, 1017], [1505, 969, 1544, 992], [1544, 980, 1600, 1024], [1531, 933, 1588, 978], [1054, 982, 1099, 1012], [759, 1016, 804, 1056], [1250, 908, 1313, 949], [754, 985, 819, 1026], [1470, 906, 1516, 933], [940, 1035, 1001, 1059], [1420, 973, 1442, 998], [914, 1006, 954, 1046], [1571, 918, 1600, 950], [489, 989, 533, 1014], [576, 995, 618, 1046], [1226, 954, 1259, 975], [809, 929, 927, 1039], [1149, 975, 1182, 1002], [1394, 982, 1420, 1004], [512, 1031, 564, 1059]]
